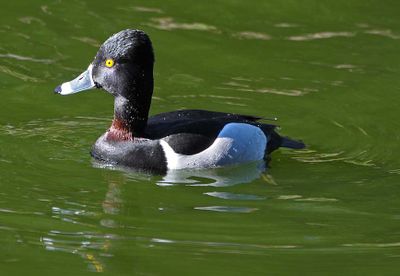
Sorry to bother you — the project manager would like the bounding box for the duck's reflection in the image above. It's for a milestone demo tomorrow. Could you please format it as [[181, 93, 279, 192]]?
[[42, 161, 270, 272], [93, 160, 267, 187], [159, 161, 266, 186]]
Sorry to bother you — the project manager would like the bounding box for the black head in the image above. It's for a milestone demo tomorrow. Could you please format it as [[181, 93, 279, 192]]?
[[55, 29, 154, 99], [92, 29, 154, 98], [55, 29, 155, 135]]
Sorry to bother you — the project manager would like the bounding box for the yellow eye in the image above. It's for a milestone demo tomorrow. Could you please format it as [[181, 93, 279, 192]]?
[[105, 59, 114, 68]]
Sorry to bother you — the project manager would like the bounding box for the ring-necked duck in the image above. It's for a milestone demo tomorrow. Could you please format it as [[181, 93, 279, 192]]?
[[55, 29, 304, 174]]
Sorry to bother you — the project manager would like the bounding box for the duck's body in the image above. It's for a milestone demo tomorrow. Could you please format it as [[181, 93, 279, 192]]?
[[92, 109, 302, 173], [55, 29, 304, 173]]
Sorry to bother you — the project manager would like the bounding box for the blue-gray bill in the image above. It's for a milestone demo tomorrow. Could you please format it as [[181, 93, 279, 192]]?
[[54, 64, 95, 95]]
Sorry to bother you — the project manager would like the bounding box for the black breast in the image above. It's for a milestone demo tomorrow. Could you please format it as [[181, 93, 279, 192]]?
[[91, 134, 168, 174]]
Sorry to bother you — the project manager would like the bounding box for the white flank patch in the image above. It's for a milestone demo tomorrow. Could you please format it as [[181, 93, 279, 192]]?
[[160, 123, 267, 169]]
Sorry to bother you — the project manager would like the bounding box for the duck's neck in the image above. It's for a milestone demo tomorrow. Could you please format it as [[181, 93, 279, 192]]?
[[107, 117, 133, 141], [106, 56, 154, 141], [106, 94, 151, 141]]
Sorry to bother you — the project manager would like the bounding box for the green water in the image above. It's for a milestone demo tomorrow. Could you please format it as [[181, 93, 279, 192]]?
[[1, 0, 400, 275]]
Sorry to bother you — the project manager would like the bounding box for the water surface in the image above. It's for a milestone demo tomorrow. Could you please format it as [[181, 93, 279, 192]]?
[[1, 0, 400, 275]]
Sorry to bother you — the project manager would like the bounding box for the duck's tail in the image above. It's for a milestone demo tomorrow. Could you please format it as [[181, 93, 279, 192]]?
[[281, 136, 306, 149]]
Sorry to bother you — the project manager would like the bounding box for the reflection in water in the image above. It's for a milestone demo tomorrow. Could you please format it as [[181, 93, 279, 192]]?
[[194, 206, 258, 213], [94, 160, 268, 187], [40, 161, 271, 271], [2, 0, 400, 273], [159, 162, 269, 213], [204, 192, 264, 201], [102, 180, 123, 216], [158, 161, 266, 187], [277, 195, 338, 202], [41, 230, 114, 272], [42, 175, 127, 272]]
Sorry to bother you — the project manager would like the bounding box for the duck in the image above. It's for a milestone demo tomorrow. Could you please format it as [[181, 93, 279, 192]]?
[[54, 29, 305, 174]]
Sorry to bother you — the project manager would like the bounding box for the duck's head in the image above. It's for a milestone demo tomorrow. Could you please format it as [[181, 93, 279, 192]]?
[[55, 29, 155, 134], [55, 29, 154, 98]]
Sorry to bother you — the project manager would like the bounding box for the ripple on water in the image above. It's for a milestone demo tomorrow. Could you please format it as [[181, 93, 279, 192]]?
[[144, 17, 220, 32], [296, 197, 338, 202], [40, 5, 52, 15], [41, 231, 119, 272], [168, 73, 204, 85], [169, 93, 248, 107], [388, 168, 400, 175], [194, 206, 259, 213], [0, 208, 45, 216], [277, 195, 338, 202], [274, 23, 300, 28], [127, 6, 164, 14], [41, 230, 298, 272], [116, 5, 163, 14], [364, 29, 400, 40], [0, 65, 41, 82], [205, 192, 265, 201], [18, 17, 45, 26], [0, 117, 108, 139], [232, 31, 271, 40], [343, 242, 400, 248], [334, 64, 363, 73], [150, 237, 298, 250], [287, 31, 355, 41], [15, 32, 31, 40], [71, 36, 101, 47], [0, 53, 55, 64], [284, 144, 376, 168], [0, 117, 108, 169], [218, 78, 315, 97]]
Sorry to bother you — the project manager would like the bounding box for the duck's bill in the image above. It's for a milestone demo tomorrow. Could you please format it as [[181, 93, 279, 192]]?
[[54, 64, 96, 95]]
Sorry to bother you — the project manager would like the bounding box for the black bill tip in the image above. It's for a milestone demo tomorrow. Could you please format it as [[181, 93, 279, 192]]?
[[54, 85, 62, 94]]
